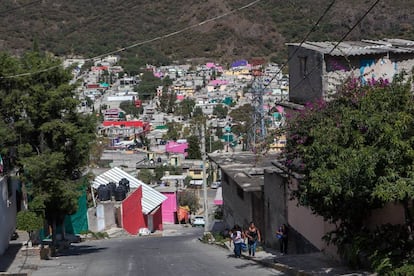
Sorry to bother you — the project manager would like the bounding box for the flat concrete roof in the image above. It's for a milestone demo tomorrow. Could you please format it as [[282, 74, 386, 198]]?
[[208, 151, 280, 192]]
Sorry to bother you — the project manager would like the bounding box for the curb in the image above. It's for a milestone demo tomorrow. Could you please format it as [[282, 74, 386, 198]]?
[[241, 254, 312, 276], [220, 240, 312, 276]]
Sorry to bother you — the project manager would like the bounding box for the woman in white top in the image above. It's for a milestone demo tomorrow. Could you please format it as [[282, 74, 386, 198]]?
[[230, 224, 244, 258]]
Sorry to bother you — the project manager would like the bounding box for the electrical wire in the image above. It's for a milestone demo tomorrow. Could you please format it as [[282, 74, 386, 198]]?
[[0, 0, 263, 79], [0, 0, 42, 16], [243, 0, 382, 150], [289, 0, 381, 94], [262, 0, 337, 89]]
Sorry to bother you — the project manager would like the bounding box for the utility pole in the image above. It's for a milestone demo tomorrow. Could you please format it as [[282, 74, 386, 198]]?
[[201, 125, 209, 233]]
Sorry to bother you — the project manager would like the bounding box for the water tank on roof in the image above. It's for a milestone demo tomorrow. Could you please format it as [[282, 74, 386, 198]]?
[[97, 184, 110, 201], [107, 182, 117, 199], [114, 185, 127, 201], [119, 178, 130, 192]]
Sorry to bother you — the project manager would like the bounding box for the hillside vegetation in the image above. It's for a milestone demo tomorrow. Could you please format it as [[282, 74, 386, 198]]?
[[0, 0, 413, 65]]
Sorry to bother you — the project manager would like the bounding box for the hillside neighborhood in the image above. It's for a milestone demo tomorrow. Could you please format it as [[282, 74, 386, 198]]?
[[2, 37, 414, 275]]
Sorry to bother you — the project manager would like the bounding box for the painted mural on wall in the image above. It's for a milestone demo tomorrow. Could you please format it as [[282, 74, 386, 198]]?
[[359, 58, 395, 84]]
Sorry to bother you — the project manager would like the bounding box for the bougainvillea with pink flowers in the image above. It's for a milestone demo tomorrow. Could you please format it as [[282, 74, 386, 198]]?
[[283, 73, 414, 272]]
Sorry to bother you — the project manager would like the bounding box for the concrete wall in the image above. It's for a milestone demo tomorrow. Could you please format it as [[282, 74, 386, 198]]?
[[222, 171, 253, 229], [264, 168, 408, 257], [0, 176, 17, 255], [264, 170, 326, 255], [366, 202, 405, 228], [263, 170, 287, 248], [288, 45, 324, 104], [87, 202, 117, 232]]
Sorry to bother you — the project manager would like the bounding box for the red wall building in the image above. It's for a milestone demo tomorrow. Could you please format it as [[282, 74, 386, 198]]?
[[121, 187, 145, 235]]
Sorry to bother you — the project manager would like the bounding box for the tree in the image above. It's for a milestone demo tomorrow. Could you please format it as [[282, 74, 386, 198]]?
[[16, 210, 44, 245], [175, 98, 195, 120], [229, 104, 253, 150], [158, 91, 176, 114], [0, 52, 96, 246], [213, 104, 228, 119], [119, 100, 142, 118], [178, 190, 200, 214], [187, 135, 201, 159], [192, 106, 203, 118], [136, 71, 162, 100], [283, 75, 414, 271], [163, 121, 182, 141], [138, 169, 154, 184]]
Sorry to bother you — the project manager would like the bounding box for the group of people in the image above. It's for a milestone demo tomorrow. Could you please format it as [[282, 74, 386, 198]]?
[[229, 222, 261, 258], [229, 222, 289, 258]]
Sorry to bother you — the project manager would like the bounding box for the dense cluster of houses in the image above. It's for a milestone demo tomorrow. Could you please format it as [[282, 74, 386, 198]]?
[[2, 38, 414, 257]]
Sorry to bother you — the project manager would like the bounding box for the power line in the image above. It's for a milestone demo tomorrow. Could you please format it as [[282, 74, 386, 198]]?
[[0, 0, 263, 79], [246, 0, 337, 151], [289, 0, 381, 94], [243, 0, 382, 152], [0, 0, 42, 16], [262, 0, 337, 89]]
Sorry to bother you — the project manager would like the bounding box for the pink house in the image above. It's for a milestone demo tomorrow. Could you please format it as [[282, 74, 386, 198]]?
[[155, 186, 178, 224], [165, 141, 188, 157]]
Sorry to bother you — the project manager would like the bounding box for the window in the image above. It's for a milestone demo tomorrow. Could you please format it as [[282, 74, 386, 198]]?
[[237, 186, 244, 199], [299, 56, 308, 78]]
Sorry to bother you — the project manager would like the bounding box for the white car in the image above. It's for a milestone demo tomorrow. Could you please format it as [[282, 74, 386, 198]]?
[[210, 182, 221, 189], [192, 216, 205, 227]]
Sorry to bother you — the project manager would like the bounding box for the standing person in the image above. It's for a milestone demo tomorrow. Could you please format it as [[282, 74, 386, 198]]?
[[230, 224, 244, 258], [245, 221, 261, 257], [276, 224, 288, 255]]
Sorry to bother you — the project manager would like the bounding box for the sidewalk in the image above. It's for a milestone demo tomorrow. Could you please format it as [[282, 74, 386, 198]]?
[[223, 241, 374, 276]]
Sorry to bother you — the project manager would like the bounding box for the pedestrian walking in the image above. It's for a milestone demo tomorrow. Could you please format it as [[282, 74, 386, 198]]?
[[230, 224, 244, 258], [245, 221, 261, 257], [276, 224, 288, 255]]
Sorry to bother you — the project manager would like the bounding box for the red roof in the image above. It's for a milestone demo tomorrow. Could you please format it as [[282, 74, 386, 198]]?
[[87, 84, 100, 89], [103, 121, 149, 128]]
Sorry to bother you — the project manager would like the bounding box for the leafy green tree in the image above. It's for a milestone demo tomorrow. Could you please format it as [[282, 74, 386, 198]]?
[[119, 100, 142, 118], [178, 190, 200, 214], [213, 104, 228, 119], [187, 135, 201, 159], [158, 91, 176, 114], [163, 121, 182, 141], [229, 104, 253, 149], [136, 71, 162, 100], [175, 98, 195, 120], [0, 52, 96, 246], [138, 169, 154, 184], [16, 210, 44, 244], [162, 76, 173, 87], [192, 106, 203, 118], [284, 75, 414, 271]]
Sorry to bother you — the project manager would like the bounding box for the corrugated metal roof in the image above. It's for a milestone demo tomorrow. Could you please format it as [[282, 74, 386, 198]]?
[[92, 167, 167, 214], [287, 39, 414, 56]]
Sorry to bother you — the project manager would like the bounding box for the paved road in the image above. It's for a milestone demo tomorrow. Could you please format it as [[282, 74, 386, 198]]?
[[30, 227, 282, 276]]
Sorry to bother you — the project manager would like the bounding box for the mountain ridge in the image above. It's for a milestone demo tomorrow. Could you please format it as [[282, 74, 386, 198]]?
[[0, 0, 413, 65]]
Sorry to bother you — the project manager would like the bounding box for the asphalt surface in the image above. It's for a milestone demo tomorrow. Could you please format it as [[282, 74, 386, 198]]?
[[2, 226, 283, 276]]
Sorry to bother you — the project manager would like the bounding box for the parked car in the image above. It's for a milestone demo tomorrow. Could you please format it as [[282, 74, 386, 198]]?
[[210, 182, 221, 189], [192, 216, 205, 227]]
